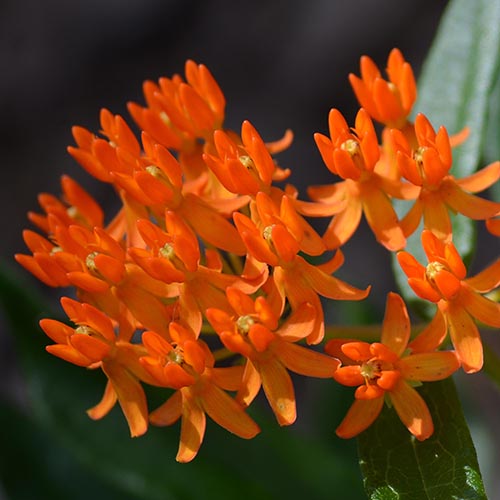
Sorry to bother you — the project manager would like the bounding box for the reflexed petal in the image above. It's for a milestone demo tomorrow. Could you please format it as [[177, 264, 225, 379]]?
[[277, 341, 339, 377], [381, 292, 410, 356], [201, 382, 260, 439], [400, 199, 424, 237], [322, 197, 363, 249], [421, 191, 452, 241], [409, 307, 447, 353], [336, 397, 384, 439], [390, 380, 433, 441], [445, 302, 483, 373], [298, 256, 370, 301], [441, 179, 500, 220], [460, 286, 500, 328], [465, 258, 500, 293], [102, 361, 148, 437], [210, 366, 244, 391], [360, 183, 406, 251], [237, 360, 262, 408], [258, 359, 296, 426], [149, 390, 182, 426], [399, 352, 460, 381], [177, 394, 206, 463], [87, 381, 117, 420], [455, 160, 500, 192]]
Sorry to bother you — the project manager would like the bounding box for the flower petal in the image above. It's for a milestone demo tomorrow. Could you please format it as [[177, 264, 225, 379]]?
[[445, 302, 483, 373], [399, 352, 459, 381], [460, 286, 500, 328], [277, 341, 340, 378], [102, 361, 148, 437], [149, 390, 182, 426], [258, 359, 296, 426], [390, 380, 433, 441], [360, 183, 406, 251], [408, 307, 447, 353], [381, 292, 410, 356], [441, 179, 500, 220], [336, 397, 384, 439], [200, 381, 260, 439], [176, 392, 206, 463], [465, 258, 500, 293], [87, 381, 117, 420]]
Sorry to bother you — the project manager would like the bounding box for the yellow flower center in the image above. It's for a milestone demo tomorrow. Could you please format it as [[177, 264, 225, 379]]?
[[425, 261, 446, 283], [360, 359, 382, 380], [168, 346, 184, 365], [239, 155, 254, 170], [159, 243, 175, 260], [341, 139, 361, 157], [86, 251, 99, 272], [75, 325, 95, 336], [236, 315, 255, 335]]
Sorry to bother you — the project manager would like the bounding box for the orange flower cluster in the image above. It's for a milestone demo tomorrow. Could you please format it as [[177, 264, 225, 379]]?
[[16, 49, 500, 457]]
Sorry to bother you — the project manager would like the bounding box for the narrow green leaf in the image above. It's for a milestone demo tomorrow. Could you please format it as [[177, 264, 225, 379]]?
[[357, 378, 486, 500]]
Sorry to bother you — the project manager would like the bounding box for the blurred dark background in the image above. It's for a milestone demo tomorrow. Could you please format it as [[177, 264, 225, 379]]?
[[1, 0, 499, 498]]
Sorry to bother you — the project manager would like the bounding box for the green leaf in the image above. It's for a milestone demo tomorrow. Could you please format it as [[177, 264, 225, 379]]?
[[0, 261, 364, 499], [393, 0, 500, 315], [357, 378, 486, 500]]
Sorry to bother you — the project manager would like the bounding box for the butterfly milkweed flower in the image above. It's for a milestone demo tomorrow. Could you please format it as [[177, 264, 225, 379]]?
[[349, 48, 417, 130], [139, 322, 259, 463], [310, 108, 408, 251], [325, 292, 459, 440], [392, 113, 500, 241], [39, 298, 157, 438], [397, 230, 500, 373], [206, 287, 340, 426]]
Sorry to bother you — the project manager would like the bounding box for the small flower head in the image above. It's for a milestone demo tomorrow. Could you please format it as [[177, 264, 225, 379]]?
[[349, 48, 417, 128], [325, 293, 459, 440], [398, 230, 500, 372]]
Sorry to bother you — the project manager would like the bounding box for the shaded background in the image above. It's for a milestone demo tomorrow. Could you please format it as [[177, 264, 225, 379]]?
[[1, 0, 499, 498]]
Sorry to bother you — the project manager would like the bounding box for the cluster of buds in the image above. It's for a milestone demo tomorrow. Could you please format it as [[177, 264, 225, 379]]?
[[17, 50, 500, 461]]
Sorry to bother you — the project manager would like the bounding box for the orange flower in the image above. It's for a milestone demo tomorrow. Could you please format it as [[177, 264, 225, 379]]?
[[129, 210, 267, 335], [128, 60, 225, 150], [139, 323, 259, 463], [325, 293, 459, 440], [349, 48, 416, 128], [392, 113, 500, 241], [233, 191, 370, 343], [397, 230, 500, 372], [311, 108, 407, 250], [39, 298, 157, 437], [206, 287, 339, 425], [203, 120, 291, 196]]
